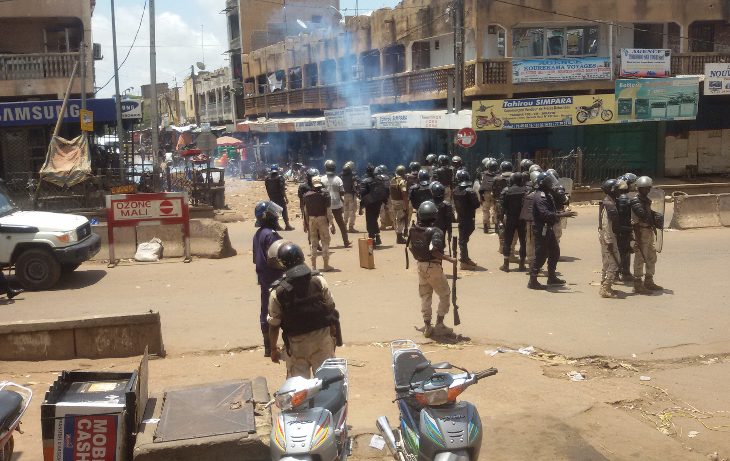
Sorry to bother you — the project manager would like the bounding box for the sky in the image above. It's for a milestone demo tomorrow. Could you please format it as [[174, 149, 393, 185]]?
[[92, 0, 399, 99]]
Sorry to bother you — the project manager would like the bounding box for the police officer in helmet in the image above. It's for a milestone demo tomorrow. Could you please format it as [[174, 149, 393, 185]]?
[[268, 242, 341, 378], [452, 170, 480, 269], [424, 153, 438, 179], [493, 161, 513, 252], [265, 164, 295, 231], [630, 176, 664, 294], [519, 159, 534, 173], [359, 164, 387, 246], [409, 169, 433, 212], [614, 178, 634, 281], [479, 159, 499, 233], [598, 179, 622, 298], [407, 201, 457, 338], [341, 161, 359, 232], [321, 159, 350, 248], [434, 155, 454, 202], [430, 181, 455, 244], [390, 165, 410, 244], [499, 172, 528, 272], [299, 168, 320, 233]]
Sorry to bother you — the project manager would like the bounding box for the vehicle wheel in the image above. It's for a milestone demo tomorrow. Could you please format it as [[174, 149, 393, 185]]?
[[601, 109, 614, 121], [16, 248, 61, 291], [494, 118, 503, 128], [576, 111, 589, 123], [0, 435, 13, 461], [62, 263, 81, 273]]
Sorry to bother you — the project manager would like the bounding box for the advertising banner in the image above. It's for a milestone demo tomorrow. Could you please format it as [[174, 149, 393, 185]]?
[[512, 57, 612, 83], [0, 98, 116, 127], [294, 118, 326, 132], [374, 112, 419, 129], [325, 106, 372, 131], [615, 77, 699, 122], [704, 63, 730, 95], [472, 95, 616, 131], [620, 49, 671, 78]]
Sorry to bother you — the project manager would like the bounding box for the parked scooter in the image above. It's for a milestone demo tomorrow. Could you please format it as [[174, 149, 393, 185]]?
[[377, 340, 497, 461], [0, 382, 33, 461], [270, 358, 350, 461]]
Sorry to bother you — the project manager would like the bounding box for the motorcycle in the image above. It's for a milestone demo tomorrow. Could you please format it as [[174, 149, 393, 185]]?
[[270, 358, 350, 461], [576, 98, 614, 123], [475, 110, 503, 129], [377, 340, 497, 461], [0, 381, 33, 461]]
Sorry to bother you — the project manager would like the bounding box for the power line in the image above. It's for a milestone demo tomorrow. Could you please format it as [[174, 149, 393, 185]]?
[[95, 0, 148, 94]]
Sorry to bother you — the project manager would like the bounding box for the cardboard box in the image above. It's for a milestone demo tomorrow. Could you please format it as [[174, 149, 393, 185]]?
[[358, 238, 375, 269]]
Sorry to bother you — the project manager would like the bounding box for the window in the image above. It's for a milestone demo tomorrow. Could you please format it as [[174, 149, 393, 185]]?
[[689, 22, 715, 52], [512, 26, 599, 58]]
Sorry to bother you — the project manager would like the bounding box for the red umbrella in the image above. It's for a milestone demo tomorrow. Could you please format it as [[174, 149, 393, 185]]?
[[216, 136, 243, 147]]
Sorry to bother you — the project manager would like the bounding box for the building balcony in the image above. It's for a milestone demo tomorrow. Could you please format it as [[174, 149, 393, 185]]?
[[200, 101, 233, 123], [671, 52, 730, 75], [0, 52, 90, 98]]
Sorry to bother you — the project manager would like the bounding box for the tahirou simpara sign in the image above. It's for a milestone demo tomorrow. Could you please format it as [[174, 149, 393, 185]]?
[[472, 95, 616, 131]]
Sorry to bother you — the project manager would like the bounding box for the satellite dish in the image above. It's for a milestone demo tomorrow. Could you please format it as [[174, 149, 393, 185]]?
[[296, 19, 308, 29], [196, 62, 206, 71]]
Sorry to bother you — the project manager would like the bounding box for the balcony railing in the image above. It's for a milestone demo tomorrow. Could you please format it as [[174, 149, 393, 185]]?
[[671, 52, 730, 75], [200, 101, 233, 122], [0, 52, 78, 81]]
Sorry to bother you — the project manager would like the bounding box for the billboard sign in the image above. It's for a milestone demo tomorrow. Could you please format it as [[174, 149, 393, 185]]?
[[512, 57, 612, 83], [0, 98, 116, 127], [704, 63, 730, 95], [472, 95, 616, 131], [120, 99, 142, 120], [620, 49, 671, 78], [325, 106, 372, 131], [615, 77, 699, 122]]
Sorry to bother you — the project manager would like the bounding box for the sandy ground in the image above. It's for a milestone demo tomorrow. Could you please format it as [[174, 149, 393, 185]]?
[[3, 177, 730, 460]]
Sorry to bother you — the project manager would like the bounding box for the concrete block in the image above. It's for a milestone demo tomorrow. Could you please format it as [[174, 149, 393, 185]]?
[[190, 218, 237, 259], [0, 312, 164, 361], [718, 193, 730, 227], [91, 224, 137, 260], [136, 224, 185, 258], [669, 194, 721, 229]]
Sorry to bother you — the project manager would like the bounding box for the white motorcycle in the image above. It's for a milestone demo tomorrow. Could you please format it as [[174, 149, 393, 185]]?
[[270, 358, 350, 461], [0, 382, 33, 461]]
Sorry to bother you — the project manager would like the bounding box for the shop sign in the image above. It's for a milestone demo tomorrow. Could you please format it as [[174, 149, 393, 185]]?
[[512, 57, 612, 83], [294, 118, 326, 132], [620, 49, 671, 78], [472, 95, 616, 131], [324, 106, 372, 131], [0, 98, 116, 127], [615, 77, 699, 122], [121, 99, 142, 120], [704, 63, 730, 95], [374, 112, 419, 129]]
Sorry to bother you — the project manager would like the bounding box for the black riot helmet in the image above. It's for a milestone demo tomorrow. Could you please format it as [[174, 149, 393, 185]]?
[[519, 159, 534, 173], [499, 161, 513, 173], [375, 164, 388, 175], [601, 179, 617, 195], [343, 161, 354, 173], [409, 161, 421, 173], [536, 172, 559, 191], [417, 200, 438, 225], [546, 168, 558, 179], [277, 242, 305, 269], [455, 169, 471, 187], [425, 154, 437, 166], [254, 200, 282, 228], [438, 154, 449, 166], [324, 159, 336, 173], [509, 172, 525, 187], [395, 165, 407, 177], [365, 164, 376, 177], [430, 181, 445, 200], [306, 168, 319, 178], [418, 169, 431, 186], [486, 160, 499, 174]]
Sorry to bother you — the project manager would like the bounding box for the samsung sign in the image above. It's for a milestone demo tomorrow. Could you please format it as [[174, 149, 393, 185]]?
[[121, 99, 142, 120], [0, 98, 116, 127]]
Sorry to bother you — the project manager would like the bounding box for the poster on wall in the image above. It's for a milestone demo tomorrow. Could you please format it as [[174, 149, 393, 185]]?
[[704, 63, 730, 95], [615, 77, 699, 122], [620, 49, 671, 78], [471, 95, 616, 131], [512, 57, 613, 83]]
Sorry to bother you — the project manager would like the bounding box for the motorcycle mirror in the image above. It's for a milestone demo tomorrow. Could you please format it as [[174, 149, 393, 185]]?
[[431, 362, 451, 370], [414, 361, 432, 373]]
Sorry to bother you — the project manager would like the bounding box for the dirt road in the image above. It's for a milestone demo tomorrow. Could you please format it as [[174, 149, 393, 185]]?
[[2, 177, 730, 460]]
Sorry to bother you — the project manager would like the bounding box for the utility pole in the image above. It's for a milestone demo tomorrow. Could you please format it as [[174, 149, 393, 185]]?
[[80, 40, 86, 110], [191, 65, 200, 125], [149, 0, 160, 190], [111, 0, 126, 178], [452, 0, 464, 113]]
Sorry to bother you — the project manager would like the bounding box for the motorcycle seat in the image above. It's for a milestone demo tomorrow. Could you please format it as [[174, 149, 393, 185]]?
[[394, 351, 433, 392], [0, 390, 23, 431], [312, 368, 346, 416]]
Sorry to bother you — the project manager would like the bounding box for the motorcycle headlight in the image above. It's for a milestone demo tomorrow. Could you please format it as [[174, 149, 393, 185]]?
[[56, 230, 78, 243], [415, 388, 449, 407]]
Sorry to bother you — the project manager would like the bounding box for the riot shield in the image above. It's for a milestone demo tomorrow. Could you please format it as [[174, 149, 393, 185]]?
[[648, 187, 665, 253], [558, 178, 573, 229]]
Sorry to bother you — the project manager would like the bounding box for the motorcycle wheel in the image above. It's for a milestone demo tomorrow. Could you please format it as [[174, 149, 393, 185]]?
[[494, 118, 503, 128], [576, 111, 589, 123], [601, 109, 614, 121], [0, 435, 13, 461]]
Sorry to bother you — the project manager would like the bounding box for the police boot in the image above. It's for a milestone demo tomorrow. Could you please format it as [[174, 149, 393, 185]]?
[[460, 259, 477, 270], [263, 335, 271, 358], [633, 278, 651, 295], [433, 316, 453, 336], [528, 274, 546, 290], [483, 224, 489, 234], [375, 234, 382, 246], [619, 271, 634, 282], [546, 272, 566, 286], [599, 282, 619, 299], [423, 321, 434, 338], [643, 276, 663, 291], [310, 256, 317, 270], [499, 258, 510, 273], [6, 287, 23, 300], [396, 233, 407, 244], [284, 223, 295, 231], [518, 258, 526, 272]]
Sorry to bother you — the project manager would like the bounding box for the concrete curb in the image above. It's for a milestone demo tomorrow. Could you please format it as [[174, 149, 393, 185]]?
[[0, 312, 165, 361], [670, 194, 722, 229]]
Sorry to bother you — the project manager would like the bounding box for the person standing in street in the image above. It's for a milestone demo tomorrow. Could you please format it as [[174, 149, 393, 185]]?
[[499, 172, 527, 272], [434, 155, 454, 202], [630, 176, 664, 294], [304, 176, 335, 271], [268, 242, 340, 378], [321, 159, 351, 248], [298, 168, 319, 234], [424, 154, 438, 179], [519, 171, 540, 273], [615, 179, 634, 282], [528, 172, 577, 290], [598, 179, 621, 298], [407, 201, 457, 338], [265, 164, 295, 231], [375, 165, 393, 231], [252, 200, 285, 357], [492, 161, 513, 253], [390, 165, 410, 244], [359, 164, 387, 246], [430, 181, 455, 245], [406, 162, 421, 224], [452, 170, 480, 270], [479, 159, 499, 233], [341, 161, 359, 232], [409, 170, 433, 213]]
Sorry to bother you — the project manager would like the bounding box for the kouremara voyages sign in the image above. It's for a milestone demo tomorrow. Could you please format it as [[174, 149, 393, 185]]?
[[512, 57, 613, 83]]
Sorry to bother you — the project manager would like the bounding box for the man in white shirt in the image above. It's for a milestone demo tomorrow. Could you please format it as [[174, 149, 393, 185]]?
[[321, 159, 351, 247]]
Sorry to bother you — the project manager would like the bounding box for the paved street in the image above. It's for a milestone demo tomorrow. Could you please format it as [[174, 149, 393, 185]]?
[[3, 179, 730, 460]]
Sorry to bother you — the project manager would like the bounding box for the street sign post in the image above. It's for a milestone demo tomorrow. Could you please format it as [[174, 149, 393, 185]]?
[[455, 127, 477, 148], [106, 192, 191, 266]]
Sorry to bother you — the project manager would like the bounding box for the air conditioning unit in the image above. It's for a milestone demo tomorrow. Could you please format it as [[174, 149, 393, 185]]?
[[92, 43, 103, 60]]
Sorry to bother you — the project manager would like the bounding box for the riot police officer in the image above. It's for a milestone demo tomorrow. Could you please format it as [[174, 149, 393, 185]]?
[[452, 170, 480, 269], [433, 155, 454, 202], [407, 201, 457, 338], [303, 176, 335, 271], [268, 242, 340, 378], [359, 164, 388, 246], [405, 162, 421, 224], [341, 161, 359, 232], [519, 171, 540, 272], [375, 165, 393, 231], [479, 159, 499, 233], [493, 161, 513, 251], [528, 172, 577, 290], [321, 159, 350, 248], [409, 170, 433, 212], [500, 172, 527, 272], [451, 156, 464, 180], [630, 176, 664, 294], [598, 179, 621, 298], [424, 153, 438, 179], [614, 179, 634, 281], [298, 168, 319, 233], [265, 164, 295, 231], [519, 159, 534, 174], [390, 165, 410, 244], [431, 181, 455, 245]]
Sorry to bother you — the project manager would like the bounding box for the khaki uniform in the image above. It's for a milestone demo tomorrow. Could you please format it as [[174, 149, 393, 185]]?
[[417, 261, 450, 322], [390, 176, 408, 235], [343, 193, 357, 228], [308, 215, 331, 268], [599, 204, 620, 285], [380, 201, 393, 229], [632, 226, 657, 278], [481, 193, 495, 229], [525, 226, 535, 266], [268, 275, 336, 378]]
